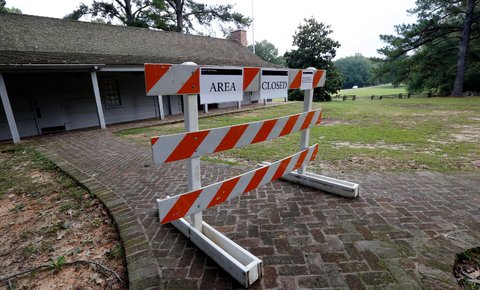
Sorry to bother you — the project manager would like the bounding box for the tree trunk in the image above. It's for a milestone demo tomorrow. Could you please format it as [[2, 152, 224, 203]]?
[[452, 0, 476, 96], [174, 0, 184, 32]]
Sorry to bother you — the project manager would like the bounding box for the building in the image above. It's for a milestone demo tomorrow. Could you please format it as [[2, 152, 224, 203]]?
[[0, 13, 273, 143]]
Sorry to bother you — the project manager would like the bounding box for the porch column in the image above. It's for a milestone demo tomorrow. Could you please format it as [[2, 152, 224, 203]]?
[[0, 74, 20, 143], [90, 72, 106, 129], [157, 95, 165, 120]]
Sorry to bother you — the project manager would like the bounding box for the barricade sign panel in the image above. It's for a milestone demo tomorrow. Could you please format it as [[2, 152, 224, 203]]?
[[259, 69, 289, 100], [151, 109, 322, 164], [313, 70, 327, 88], [300, 69, 315, 90], [288, 69, 302, 89], [158, 144, 318, 224], [243, 67, 261, 92], [145, 63, 199, 96], [200, 67, 243, 104]]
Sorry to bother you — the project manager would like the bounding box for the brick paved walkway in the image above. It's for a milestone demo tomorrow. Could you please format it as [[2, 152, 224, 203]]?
[[34, 128, 480, 289]]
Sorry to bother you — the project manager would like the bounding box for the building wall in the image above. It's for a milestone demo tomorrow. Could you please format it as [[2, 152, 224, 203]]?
[[99, 72, 157, 125], [0, 72, 160, 141]]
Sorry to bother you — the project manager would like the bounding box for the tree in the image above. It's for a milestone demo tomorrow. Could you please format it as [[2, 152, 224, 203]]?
[[335, 54, 374, 89], [284, 17, 345, 100], [376, 0, 480, 95], [0, 0, 22, 14], [248, 40, 285, 66], [65, 0, 250, 34]]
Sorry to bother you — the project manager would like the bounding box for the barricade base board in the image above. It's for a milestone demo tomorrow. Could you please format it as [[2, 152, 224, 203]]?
[[168, 216, 263, 288], [260, 162, 359, 198]]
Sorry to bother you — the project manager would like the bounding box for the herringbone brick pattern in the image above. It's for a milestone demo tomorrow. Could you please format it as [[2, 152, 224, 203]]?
[[36, 129, 480, 290]]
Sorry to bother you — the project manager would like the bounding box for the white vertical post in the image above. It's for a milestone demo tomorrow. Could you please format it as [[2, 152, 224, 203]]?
[[157, 95, 165, 120], [90, 72, 106, 129], [184, 93, 203, 231], [0, 74, 20, 143], [284, 97, 287, 102], [237, 101, 241, 109], [204, 103, 208, 114], [298, 88, 313, 175], [263, 99, 267, 105]]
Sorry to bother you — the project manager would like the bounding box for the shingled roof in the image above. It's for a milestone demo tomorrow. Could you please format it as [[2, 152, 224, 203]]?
[[0, 13, 274, 67]]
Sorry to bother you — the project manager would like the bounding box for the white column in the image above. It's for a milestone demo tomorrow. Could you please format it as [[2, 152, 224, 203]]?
[[204, 103, 208, 114], [90, 72, 106, 129], [184, 93, 203, 231], [157, 95, 165, 120], [0, 74, 20, 143], [237, 101, 241, 109], [298, 88, 314, 175]]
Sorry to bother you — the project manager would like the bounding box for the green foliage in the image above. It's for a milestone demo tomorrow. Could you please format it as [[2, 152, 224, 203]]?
[[284, 17, 345, 98], [0, 0, 21, 13], [108, 242, 124, 259], [49, 256, 66, 272], [248, 40, 285, 65], [375, 0, 480, 95], [335, 54, 374, 89], [64, 0, 250, 34]]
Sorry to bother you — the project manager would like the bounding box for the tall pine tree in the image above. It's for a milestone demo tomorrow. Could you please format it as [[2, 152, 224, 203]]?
[[376, 0, 480, 95]]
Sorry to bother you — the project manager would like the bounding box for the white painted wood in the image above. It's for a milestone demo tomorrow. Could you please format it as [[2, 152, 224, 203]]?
[[183, 93, 202, 231], [0, 74, 20, 143], [260, 162, 359, 198], [298, 87, 313, 174], [283, 170, 359, 198], [157, 95, 165, 120], [204, 103, 208, 114], [90, 72, 106, 129], [171, 218, 262, 287], [237, 101, 241, 109]]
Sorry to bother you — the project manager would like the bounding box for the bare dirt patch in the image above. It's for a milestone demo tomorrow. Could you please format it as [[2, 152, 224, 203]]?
[[452, 125, 480, 142], [333, 141, 409, 150], [0, 149, 127, 289]]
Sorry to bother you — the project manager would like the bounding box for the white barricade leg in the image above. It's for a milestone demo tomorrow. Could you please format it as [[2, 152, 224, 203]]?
[[183, 93, 203, 231]]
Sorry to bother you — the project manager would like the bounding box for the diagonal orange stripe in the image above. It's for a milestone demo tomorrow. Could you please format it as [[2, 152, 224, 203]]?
[[151, 137, 159, 146], [316, 111, 323, 125], [161, 190, 202, 224], [165, 131, 210, 162], [214, 124, 249, 152], [279, 115, 300, 136], [252, 119, 277, 144], [177, 68, 200, 95], [289, 70, 302, 89], [310, 144, 319, 161], [145, 64, 171, 93], [244, 166, 269, 193], [300, 111, 315, 130], [243, 67, 260, 91], [207, 177, 241, 208], [293, 150, 309, 171], [313, 70, 324, 87], [272, 157, 293, 181]]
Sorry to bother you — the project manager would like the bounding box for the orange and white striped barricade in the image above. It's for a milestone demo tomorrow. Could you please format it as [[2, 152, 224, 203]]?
[[145, 63, 357, 287], [283, 67, 360, 198]]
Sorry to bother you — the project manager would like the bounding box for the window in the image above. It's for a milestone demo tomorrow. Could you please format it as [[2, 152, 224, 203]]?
[[101, 78, 122, 108]]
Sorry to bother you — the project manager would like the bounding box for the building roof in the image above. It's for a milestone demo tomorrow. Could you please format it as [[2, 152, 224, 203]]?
[[0, 13, 275, 68]]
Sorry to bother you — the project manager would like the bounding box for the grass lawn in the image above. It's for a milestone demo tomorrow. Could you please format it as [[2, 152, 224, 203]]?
[[338, 84, 408, 98], [118, 97, 480, 173]]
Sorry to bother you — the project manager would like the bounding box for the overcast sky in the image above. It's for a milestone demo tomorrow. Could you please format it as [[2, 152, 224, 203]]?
[[7, 0, 417, 59]]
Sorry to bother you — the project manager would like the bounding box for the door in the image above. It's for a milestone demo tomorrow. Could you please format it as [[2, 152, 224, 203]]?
[[33, 95, 66, 133]]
